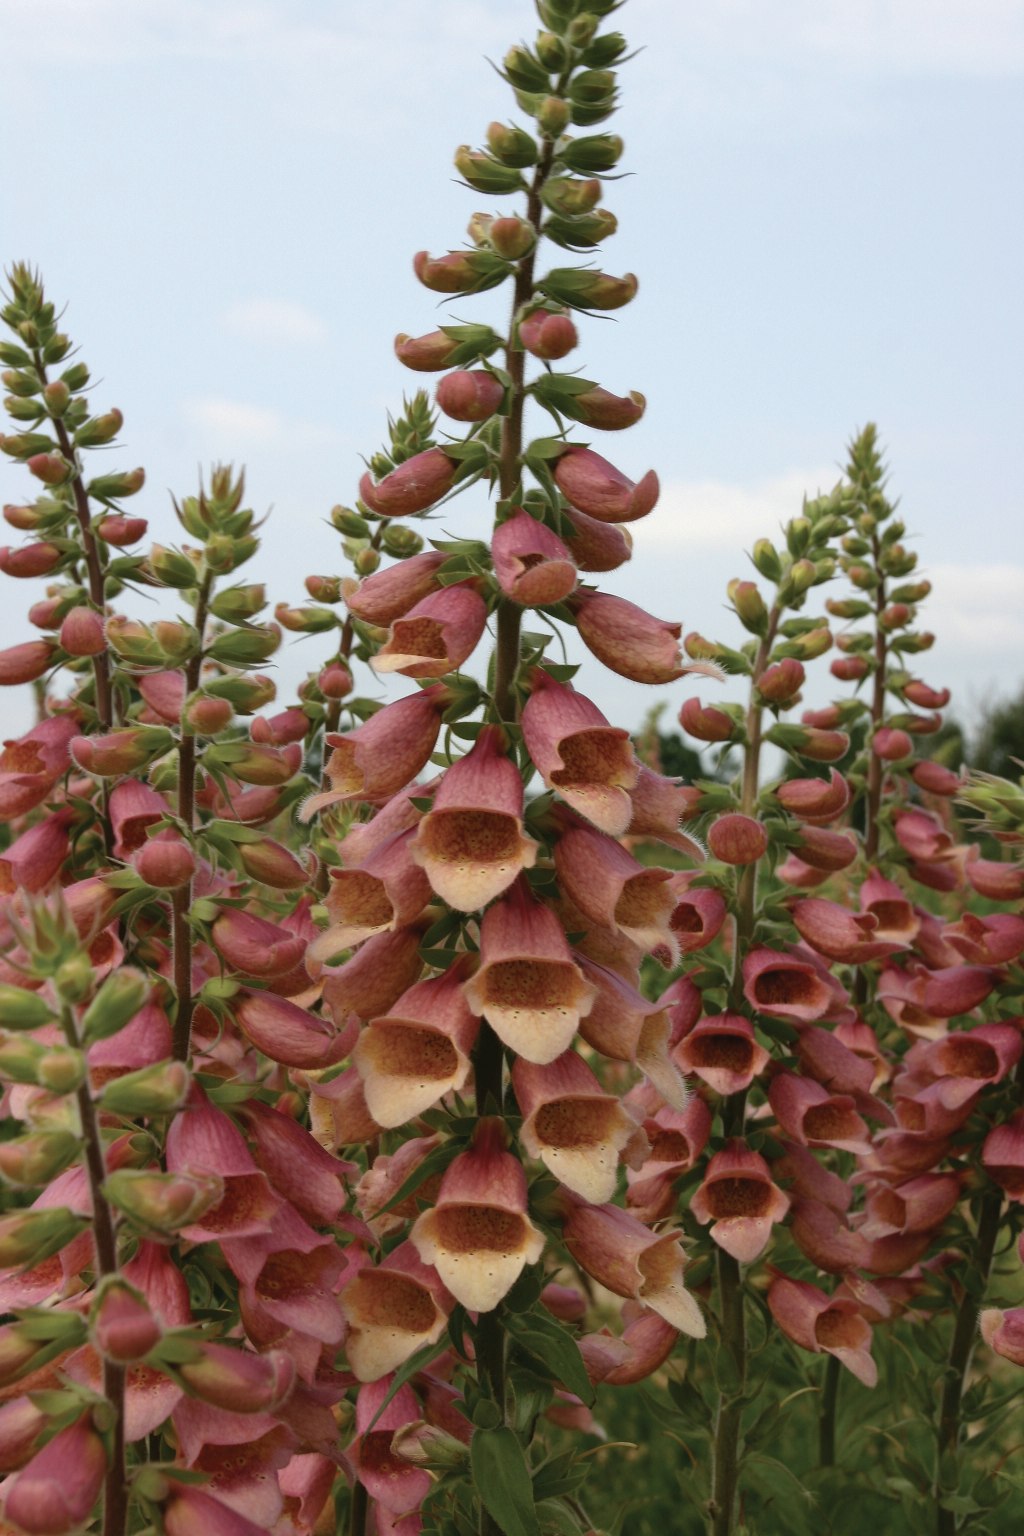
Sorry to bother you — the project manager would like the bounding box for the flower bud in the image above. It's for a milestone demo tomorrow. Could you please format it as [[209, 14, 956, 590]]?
[[0, 1207, 87, 1269], [560, 132, 623, 174], [0, 1130, 79, 1189], [274, 600, 337, 634], [571, 591, 683, 684], [750, 538, 782, 581], [757, 657, 805, 704], [74, 408, 123, 447], [544, 208, 619, 248], [58, 607, 106, 657], [708, 813, 768, 865], [86, 466, 145, 500], [679, 697, 735, 743], [436, 369, 506, 422], [0, 541, 65, 577], [71, 726, 174, 776], [547, 383, 644, 430], [519, 307, 579, 359], [0, 638, 58, 684], [103, 1168, 223, 1234], [4, 502, 44, 530], [175, 1341, 295, 1414], [0, 986, 56, 1032], [727, 578, 768, 634], [100, 1059, 191, 1116], [206, 623, 281, 665], [766, 722, 850, 763], [26, 452, 74, 486], [541, 177, 603, 216], [134, 832, 197, 889], [318, 662, 354, 699], [872, 727, 913, 762], [4, 1413, 107, 1536], [81, 968, 149, 1043], [360, 446, 459, 518], [95, 513, 147, 546], [183, 692, 233, 734], [92, 1279, 161, 1361], [203, 671, 276, 712], [502, 44, 551, 93], [485, 121, 538, 167], [305, 574, 342, 603], [540, 267, 637, 311], [236, 837, 310, 889], [394, 323, 500, 372], [830, 655, 869, 681], [413, 249, 511, 294], [454, 144, 527, 194], [489, 215, 537, 261]]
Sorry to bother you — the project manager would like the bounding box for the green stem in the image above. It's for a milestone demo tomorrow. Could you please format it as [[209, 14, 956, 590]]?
[[348, 1480, 368, 1536], [62, 1007, 126, 1536], [819, 1355, 840, 1467], [863, 535, 887, 864], [935, 1192, 1003, 1534], [170, 570, 213, 1061], [49, 412, 115, 733], [710, 1248, 746, 1536]]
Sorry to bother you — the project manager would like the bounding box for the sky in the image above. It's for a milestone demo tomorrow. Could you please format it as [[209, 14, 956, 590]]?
[[2, 0, 1023, 744]]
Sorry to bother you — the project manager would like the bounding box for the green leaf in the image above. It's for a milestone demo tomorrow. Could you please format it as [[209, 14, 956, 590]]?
[[505, 1310, 595, 1405], [470, 1426, 540, 1536]]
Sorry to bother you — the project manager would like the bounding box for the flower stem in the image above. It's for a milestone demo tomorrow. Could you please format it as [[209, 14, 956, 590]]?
[[819, 1354, 840, 1467], [171, 569, 213, 1061], [348, 1480, 368, 1536], [934, 1191, 1003, 1534]]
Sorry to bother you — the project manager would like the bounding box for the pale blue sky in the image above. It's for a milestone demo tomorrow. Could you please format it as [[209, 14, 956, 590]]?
[[2, 0, 1022, 740]]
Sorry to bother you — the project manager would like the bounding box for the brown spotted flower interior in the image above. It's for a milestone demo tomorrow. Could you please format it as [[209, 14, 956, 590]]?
[[688, 1035, 754, 1073], [703, 1177, 773, 1220], [433, 1205, 527, 1254], [533, 1097, 618, 1148], [346, 1270, 437, 1333], [419, 810, 522, 867], [387, 617, 448, 661], [362, 1024, 459, 1081], [481, 959, 580, 1014], [552, 729, 634, 791]]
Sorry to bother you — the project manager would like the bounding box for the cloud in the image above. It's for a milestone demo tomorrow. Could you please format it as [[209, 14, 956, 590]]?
[[183, 396, 339, 450], [643, 468, 841, 552], [220, 299, 327, 345], [927, 563, 1024, 655]]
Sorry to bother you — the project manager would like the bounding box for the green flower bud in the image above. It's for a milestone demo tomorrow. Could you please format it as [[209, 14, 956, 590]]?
[[568, 68, 617, 104], [2, 368, 40, 398], [61, 361, 90, 392], [485, 121, 538, 168], [0, 986, 56, 1032], [380, 524, 425, 558], [354, 548, 381, 576], [4, 396, 43, 423], [331, 505, 371, 537], [86, 466, 145, 500], [274, 602, 338, 633], [727, 578, 768, 635], [75, 409, 124, 447], [100, 1060, 191, 1116], [43, 332, 71, 363], [0, 343, 32, 368], [567, 12, 600, 46], [81, 969, 149, 1044], [203, 672, 276, 712], [541, 177, 603, 216], [55, 952, 95, 1004], [559, 133, 623, 174], [454, 146, 527, 195], [544, 209, 617, 249], [206, 624, 281, 666], [0, 1208, 88, 1269], [825, 597, 872, 619], [785, 516, 812, 558], [535, 30, 569, 69], [581, 30, 628, 66], [146, 544, 200, 589], [536, 96, 571, 137], [210, 584, 267, 622], [750, 538, 782, 582], [42, 380, 70, 417], [539, 267, 637, 311], [104, 1168, 224, 1235], [0, 1130, 79, 1189], [503, 44, 551, 93]]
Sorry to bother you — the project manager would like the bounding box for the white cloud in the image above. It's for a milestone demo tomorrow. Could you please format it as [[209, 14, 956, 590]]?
[[220, 298, 327, 345], [183, 397, 339, 450], [927, 562, 1024, 654], [643, 468, 841, 552]]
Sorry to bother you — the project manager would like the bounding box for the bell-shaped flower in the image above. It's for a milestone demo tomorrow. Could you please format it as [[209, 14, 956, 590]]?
[[791, 898, 907, 964], [0, 714, 78, 822], [561, 505, 633, 571], [409, 1120, 545, 1312], [240, 1101, 356, 1231], [211, 909, 306, 979], [666, 879, 727, 955], [742, 947, 837, 1025], [163, 1482, 271, 1536], [410, 727, 537, 911], [310, 829, 432, 955], [0, 809, 74, 895], [858, 869, 920, 946], [767, 1276, 877, 1386], [793, 826, 858, 872], [625, 767, 704, 860], [319, 923, 427, 1023], [673, 1012, 770, 1096], [341, 1240, 453, 1382], [579, 1304, 679, 1387], [491, 510, 578, 606], [356, 1134, 443, 1236], [690, 1142, 790, 1263], [892, 807, 956, 865], [859, 1172, 961, 1241], [521, 670, 638, 835], [769, 1072, 873, 1155], [309, 1065, 385, 1151], [626, 1092, 713, 1223], [371, 582, 487, 679], [233, 990, 356, 1070], [775, 769, 851, 824], [174, 1341, 295, 1415], [353, 960, 480, 1127], [965, 854, 1024, 901], [513, 1050, 646, 1203], [915, 1023, 1022, 1109], [345, 549, 447, 626], [359, 446, 457, 517], [982, 1110, 1024, 1200], [561, 1196, 705, 1338], [3, 1412, 107, 1536], [165, 1090, 281, 1242], [301, 685, 448, 820], [943, 912, 1024, 966], [554, 820, 678, 960], [463, 880, 596, 1063], [576, 959, 688, 1110], [351, 1377, 432, 1515], [553, 445, 659, 523], [789, 1199, 870, 1273], [570, 590, 683, 684], [980, 1307, 1024, 1367]]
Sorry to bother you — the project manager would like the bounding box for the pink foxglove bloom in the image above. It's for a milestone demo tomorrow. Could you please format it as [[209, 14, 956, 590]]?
[[673, 1012, 769, 1096], [109, 778, 169, 858], [554, 820, 678, 960], [768, 1072, 873, 1155], [980, 1307, 1024, 1368], [0, 808, 74, 895], [211, 909, 306, 979], [319, 923, 428, 1024], [579, 1306, 678, 1387], [513, 1050, 646, 1203], [353, 961, 480, 1127], [165, 1091, 280, 1242], [409, 1122, 544, 1312], [982, 1111, 1024, 1200], [775, 768, 851, 824], [914, 1023, 1022, 1109], [707, 813, 768, 866], [0, 637, 58, 681], [742, 947, 838, 1025], [302, 685, 448, 819], [436, 368, 505, 421], [964, 854, 1024, 901], [163, 1483, 271, 1536], [576, 959, 687, 1110], [371, 583, 487, 679], [491, 510, 578, 606], [176, 1341, 295, 1414], [521, 670, 638, 835], [562, 1196, 705, 1338], [358, 446, 457, 517], [793, 825, 858, 872], [626, 767, 704, 861], [858, 868, 920, 945], [0, 714, 78, 821], [943, 912, 1024, 966], [553, 444, 659, 523], [3, 1413, 107, 1536], [463, 880, 596, 1062], [789, 1199, 870, 1273], [791, 897, 908, 964], [690, 1142, 790, 1262], [341, 1240, 453, 1382], [560, 506, 633, 571], [859, 1172, 961, 1241], [570, 590, 683, 684], [311, 829, 432, 955], [234, 990, 355, 1069], [351, 1378, 431, 1515], [345, 550, 447, 626], [767, 1276, 877, 1386], [665, 879, 727, 955], [410, 726, 537, 910]]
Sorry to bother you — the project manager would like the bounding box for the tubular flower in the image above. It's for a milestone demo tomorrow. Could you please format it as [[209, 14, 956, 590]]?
[[463, 879, 597, 1063], [553, 445, 658, 523], [371, 582, 488, 679], [358, 446, 457, 517], [570, 590, 684, 684], [344, 550, 447, 626], [521, 669, 639, 835], [353, 960, 480, 1127], [561, 1196, 705, 1338], [491, 510, 578, 606], [409, 1120, 545, 1312], [767, 1276, 877, 1386], [310, 829, 432, 956], [560, 506, 633, 571], [768, 1072, 873, 1155], [673, 1012, 770, 1096], [301, 685, 449, 820], [410, 726, 537, 911], [742, 947, 839, 1025], [690, 1142, 790, 1263], [341, 1241, 454, 1382], [554, 820, 678, 960], [3, 1412, 107, 1536], [513, 1050, 646, 1203]]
